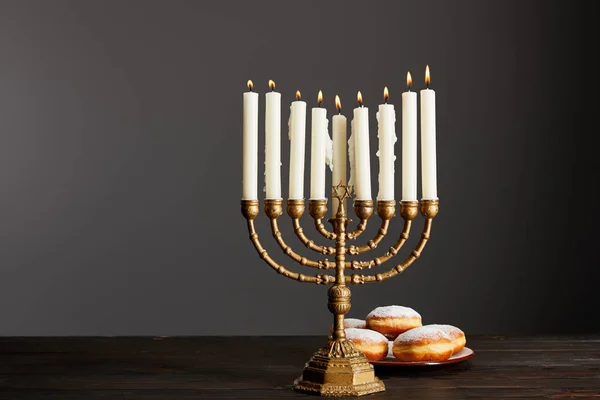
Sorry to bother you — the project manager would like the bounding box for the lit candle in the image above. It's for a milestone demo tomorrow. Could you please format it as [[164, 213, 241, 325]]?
[[310, 90, 329, 200], [402, 72, 417, 201], [242, 80, 259, 200], [265, 79, 281, 199], [377, 86, 397, 201], [332, 95, 347, 214], [353, 91, 372, 200], [288, 90, 307, 200], [420, 65, 437, 199]]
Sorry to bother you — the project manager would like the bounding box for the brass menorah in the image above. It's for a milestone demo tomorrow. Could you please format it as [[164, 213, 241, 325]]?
[[241, 181, 439, 397]]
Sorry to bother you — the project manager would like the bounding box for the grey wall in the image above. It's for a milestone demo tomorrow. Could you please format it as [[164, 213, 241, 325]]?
[[0, 0, 598, 336]]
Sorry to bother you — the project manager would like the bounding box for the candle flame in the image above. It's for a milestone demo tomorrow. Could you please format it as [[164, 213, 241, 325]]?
[[357, 91, 363, 106], [247, 80, 253, 91], [269, 79, 276, 91], [406, 72, 412, 88], [425, 65, 430, 87], [296, 90, 301, 100], [335, 95, 342, 111], [383, 86, 389, 101], [317, 90, 323, 105]]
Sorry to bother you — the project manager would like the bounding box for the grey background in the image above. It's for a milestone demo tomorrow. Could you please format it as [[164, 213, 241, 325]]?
[[0, 0, 598, 336]]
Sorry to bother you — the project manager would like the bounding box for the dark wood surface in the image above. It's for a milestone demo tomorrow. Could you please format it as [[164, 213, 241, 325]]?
[[1, 335, 599, 399]]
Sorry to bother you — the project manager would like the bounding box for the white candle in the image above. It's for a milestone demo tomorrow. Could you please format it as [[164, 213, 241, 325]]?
[[242, 80, 259, 200], [376, 87, 397, 201], [420, 65, 438, 199], [353, 91, 372, 200], [265, 80, 282, 199], [402, 72, 417, 201], [332, 95, 347, 214], [310, 91, 329, 200], [288, 91, 307, 200]]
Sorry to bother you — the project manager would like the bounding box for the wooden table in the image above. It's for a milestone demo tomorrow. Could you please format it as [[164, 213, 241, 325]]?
[[1, 336, 599, 399]]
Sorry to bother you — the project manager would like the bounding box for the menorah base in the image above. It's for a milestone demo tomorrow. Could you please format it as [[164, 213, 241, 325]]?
[[293, 346, 385, 397]]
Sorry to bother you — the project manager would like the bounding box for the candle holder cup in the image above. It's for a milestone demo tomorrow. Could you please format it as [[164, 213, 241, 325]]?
[[241, 182, 439, 397]]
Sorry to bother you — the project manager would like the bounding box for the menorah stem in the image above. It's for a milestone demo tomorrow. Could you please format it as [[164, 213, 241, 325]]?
[[330, 201, 349, 342]]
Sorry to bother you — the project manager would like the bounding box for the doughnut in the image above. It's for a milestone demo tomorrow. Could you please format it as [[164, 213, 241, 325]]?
[[392, 324, 465, 362], [345, 328, 389, 362], [366, 305, 422, 340]]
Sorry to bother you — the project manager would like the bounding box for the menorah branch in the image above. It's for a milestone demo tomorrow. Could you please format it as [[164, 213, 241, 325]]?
[[287, 200, 336, 256], [242, 200, 335, 285], [308, 200, 337, 240], [346, 200, 374, 240], [349, 201, 418, 270], [346, 200, 438, 284], [348, 200, 395, 255], [267, 200, 335, 269]]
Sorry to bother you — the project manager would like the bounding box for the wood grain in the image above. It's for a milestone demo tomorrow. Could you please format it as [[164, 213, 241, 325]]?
[[1, 336, 599, 399]]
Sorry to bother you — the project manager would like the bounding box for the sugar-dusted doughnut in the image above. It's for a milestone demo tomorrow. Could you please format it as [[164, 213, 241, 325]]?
[[392, 324, 464, 362], [345, 328, 389, 362], [366, 305, 422, 340]]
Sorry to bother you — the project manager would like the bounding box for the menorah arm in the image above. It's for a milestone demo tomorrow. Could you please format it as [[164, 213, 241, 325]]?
[[308, 200, 337, 240], [349, 201, 418, 269], [287, 200, 336, 256], [346, 200, 374, 240], [242, 200, 335, 285], [348, 200, 395, 255], [346, 200, 439, 284], [270, 217, 335, 269]]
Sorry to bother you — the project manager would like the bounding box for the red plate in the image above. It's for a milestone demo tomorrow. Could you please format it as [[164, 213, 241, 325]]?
[[370, 345, 474, 367]]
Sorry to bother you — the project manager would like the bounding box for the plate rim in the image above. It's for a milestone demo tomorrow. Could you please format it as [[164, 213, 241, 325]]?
[[370, 346, 474, 366]]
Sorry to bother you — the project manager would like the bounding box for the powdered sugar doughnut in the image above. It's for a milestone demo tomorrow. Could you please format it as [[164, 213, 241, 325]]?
[[392, 324, 464, 362], [366, 305, 422, 340], [345, 328, 388, 361]]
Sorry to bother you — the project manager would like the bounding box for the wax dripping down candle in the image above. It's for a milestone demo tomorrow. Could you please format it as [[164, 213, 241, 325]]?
[[288, 90, 307, 200], [402, 72, 417, 201], [332, 95, 347, 214], [310, 90, 332, 200], [242, 80, 259, 200], [377, 86, 397, 201], [265, 80, 282, 199], [352, 91, 372, 200], [420, 66, 437, 199]]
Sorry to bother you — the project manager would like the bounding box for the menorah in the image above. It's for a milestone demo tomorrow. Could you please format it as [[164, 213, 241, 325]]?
[[241, 182, 439, 397]]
